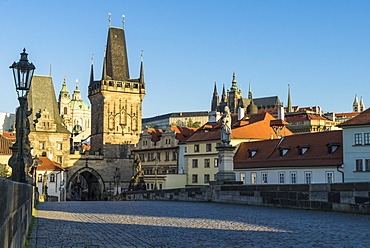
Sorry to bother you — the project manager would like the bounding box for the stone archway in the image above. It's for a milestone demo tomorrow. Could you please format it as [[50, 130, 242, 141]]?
[[67, 167, 105, 201]]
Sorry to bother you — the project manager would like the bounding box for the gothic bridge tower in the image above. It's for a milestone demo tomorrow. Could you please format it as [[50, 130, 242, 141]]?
[[88, 25, 145, 156]]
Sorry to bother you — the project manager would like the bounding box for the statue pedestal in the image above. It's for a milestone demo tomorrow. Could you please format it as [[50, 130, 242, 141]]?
[[215, 144, 237, 182]]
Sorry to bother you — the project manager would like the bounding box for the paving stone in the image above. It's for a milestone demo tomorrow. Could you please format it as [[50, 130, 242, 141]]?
[[29, 201, 370, 247]]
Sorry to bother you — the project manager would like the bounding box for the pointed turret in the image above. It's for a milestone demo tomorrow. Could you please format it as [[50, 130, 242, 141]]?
[[287, 84, 293, 113], [89, 61, 95, 86], [139, 60, 145, 85], [221, 84, 227, 103], [211, 82, 220, 111], [102, 26, 130, 81], [353, 95, 360, 112]]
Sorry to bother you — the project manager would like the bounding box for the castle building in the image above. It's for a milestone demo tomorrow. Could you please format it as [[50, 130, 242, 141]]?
[[211, 72, 281, 114], [88, 26, 145, 156]]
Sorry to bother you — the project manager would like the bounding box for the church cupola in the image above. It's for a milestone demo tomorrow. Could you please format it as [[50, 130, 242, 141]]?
[[72, 80, 82, 101], [59, 77, 70, 100]]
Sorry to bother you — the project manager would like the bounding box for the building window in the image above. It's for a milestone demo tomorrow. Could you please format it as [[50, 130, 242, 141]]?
[[192, 159, 198, 168], [279, 148, 290, 156], [63, 107, 67, 115], [204, 159, 210, 168], [326, 172, 334, 183], [57, 143, 62, 150], [214, 158, 219, 167], [156, 153, 161, 161], [57, 156, 62, 163], [143, 140, 148, 146], [165, 152, 170, 161], [365, 133, 370, 145], [248, 149, 258, 158], [194, 144, 199, 152], [262, 172, 268, 184], [49, 174, 55, 182], [279, 172, 285, 184], [240, 173, 246, 184], [204, 174, 210, 184], [125, 83, 130, 88], [206, 144, 212, 152], [355, 133, 362, 145], [38, 174, 43, 182], [366, 159, 370, 171], [172, 151, 177, 161], [356, 159, 363, 171], [290, 172, 297, 184], [192, 174, 198, 183], [251, 173, 257, 184], [39, 142, 45, 150], [305, 172, 312, 184]]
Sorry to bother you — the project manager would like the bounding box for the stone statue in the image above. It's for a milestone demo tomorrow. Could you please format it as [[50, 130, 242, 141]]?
[[220, 106, 232, 145], [128, 156, 146, 191]]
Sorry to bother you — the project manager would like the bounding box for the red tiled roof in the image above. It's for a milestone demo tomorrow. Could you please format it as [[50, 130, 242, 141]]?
[[148, 126, 197, 143], [36, 157, 65, 171], [2, 132, 16, 141], [337, 108, 370, 127], [285, 113, 328, 122], [234, 130, 342, 169], [335, 112, 359, 118], [186, 112, 293, 142]]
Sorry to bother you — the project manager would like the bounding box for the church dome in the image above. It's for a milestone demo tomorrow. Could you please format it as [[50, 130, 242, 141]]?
[[247, 100, 258, 114], [70, 100, 90, 111]]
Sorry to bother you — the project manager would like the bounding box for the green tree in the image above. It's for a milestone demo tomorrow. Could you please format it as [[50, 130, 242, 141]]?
[[0, 164, 10, 178]]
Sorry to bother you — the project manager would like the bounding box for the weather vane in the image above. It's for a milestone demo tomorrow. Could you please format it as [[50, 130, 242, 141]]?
[[140, 50, 144, 61], [122, 14, 125, 28]]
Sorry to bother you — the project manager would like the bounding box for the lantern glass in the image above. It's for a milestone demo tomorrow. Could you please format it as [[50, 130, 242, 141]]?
[[10, 49, 36, 98]]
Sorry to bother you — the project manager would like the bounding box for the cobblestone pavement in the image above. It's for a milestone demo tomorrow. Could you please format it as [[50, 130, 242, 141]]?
[[30, 201, 370, 248]]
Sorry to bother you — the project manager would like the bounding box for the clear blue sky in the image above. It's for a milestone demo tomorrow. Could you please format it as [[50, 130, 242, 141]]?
[[1, 0, 370, 117]]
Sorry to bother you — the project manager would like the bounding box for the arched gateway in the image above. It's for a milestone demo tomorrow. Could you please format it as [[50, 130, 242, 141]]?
[[67, 167, 105, 201]]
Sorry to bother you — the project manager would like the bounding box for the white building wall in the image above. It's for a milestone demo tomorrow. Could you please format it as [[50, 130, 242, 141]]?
[[342, 125, 370, 182], [235, 167, 343, 185], [36, 170, 67, 201]]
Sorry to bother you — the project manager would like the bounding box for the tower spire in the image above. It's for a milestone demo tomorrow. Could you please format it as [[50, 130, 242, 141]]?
[[139, 50, 145, 84], [287, 83, 293, 113], [353, 95, 360, 112], [248, 80, 252, 100], [89, 54, 95, 86], [360, 96, 365, 112]]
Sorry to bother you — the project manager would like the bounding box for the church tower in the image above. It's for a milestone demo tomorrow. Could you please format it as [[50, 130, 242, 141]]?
[[353, 95, 360, 112], [88, 25, 145, 155], [58, 77, 71, 117], [227, 72, 243, 113]]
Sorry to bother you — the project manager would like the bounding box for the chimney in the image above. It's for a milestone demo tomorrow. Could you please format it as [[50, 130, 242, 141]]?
[[237, 107, 245, 121], [278, 105, 285, 120], [208, 111, 221, 122]]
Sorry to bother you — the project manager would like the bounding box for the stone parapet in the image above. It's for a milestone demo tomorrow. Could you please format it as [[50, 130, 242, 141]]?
[[0, 178, 33, 248], [122, 182, 370, 214]]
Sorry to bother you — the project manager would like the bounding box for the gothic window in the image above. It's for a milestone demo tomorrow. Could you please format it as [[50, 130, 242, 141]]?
[[63, 107, 67, 115]]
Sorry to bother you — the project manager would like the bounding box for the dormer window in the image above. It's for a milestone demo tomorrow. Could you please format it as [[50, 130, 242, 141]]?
[[326, 142, 341, 154], [247, 148, 258, 158], [278, 147, 291, 156], [297, 145, 310, 155]]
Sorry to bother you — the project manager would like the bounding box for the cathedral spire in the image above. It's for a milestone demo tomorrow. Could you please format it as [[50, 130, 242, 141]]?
[[248, 81, 252, 100], [211, 82, 220, 111], [229, 71, 239, 92], [221, 84, 227, 103], [287, 83, 293, 113]]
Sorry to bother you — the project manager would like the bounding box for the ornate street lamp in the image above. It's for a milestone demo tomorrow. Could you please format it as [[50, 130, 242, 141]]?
[[9, 48, 35, 182]]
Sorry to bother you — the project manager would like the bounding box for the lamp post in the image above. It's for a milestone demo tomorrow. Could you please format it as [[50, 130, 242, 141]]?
[[154, 157, 159, 190], [9, 49, 35, 182]]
